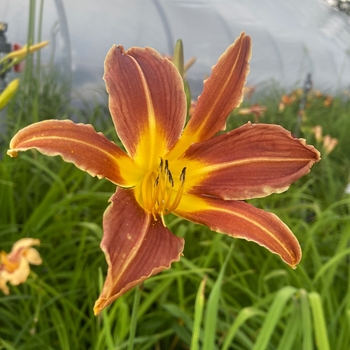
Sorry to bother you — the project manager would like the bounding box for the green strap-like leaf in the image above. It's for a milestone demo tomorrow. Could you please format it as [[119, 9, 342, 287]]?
[[253, 286, 297, 350], [203, 245, 233, 350]]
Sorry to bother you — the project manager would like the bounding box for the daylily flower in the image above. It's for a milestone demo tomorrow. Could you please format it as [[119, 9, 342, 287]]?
[[188, 99, 198, 117], [0, 238, 42, 294], [312, 125, 323, 143], [243, 85, 256, 101], [313, 90, 323, 97], [323, 95, 333, 107], [312, 125, 338, 154], [7, 33, 320, 315], [323, 135, 338, 154], [278, 94, 296, 112], [238, 104, 267, 123]]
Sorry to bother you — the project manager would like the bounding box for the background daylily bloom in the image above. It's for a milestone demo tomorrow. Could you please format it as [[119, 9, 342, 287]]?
[[243, 85, 256, 101], [0, 238, 42, 294], [7, 33, 320, 315], [323, 95, 333, 107], [312, 125, 338, 154], [238, 104, 267, 123], [278, 94, 296, 112], [323, 135, 338, 154], [312, 125, 323, 143]]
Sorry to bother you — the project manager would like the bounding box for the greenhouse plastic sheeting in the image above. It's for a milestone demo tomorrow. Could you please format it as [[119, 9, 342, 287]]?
[[1, 0, 350, 99]]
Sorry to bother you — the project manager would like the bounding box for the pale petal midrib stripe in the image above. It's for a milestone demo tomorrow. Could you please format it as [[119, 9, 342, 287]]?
[[218, 206, 294, 260], [190, 156, 313, 175], [192, 38, 245, 138], [19, 135, 121, 159]]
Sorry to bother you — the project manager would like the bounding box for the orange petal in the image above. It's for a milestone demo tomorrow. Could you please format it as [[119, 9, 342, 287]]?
[[24, 248, 42, 265], [104, 45, 187, 167], [7, 120, 138, 187], [170, 32, 252, 158], [176, 123, 320, 200], [2, 257, 30, 285], [11, 238, 40, 252], [94, 188, 184, 315], [0, 276, 10, 295], [10, 238, 42, 266], [175, 194, 301, 267]]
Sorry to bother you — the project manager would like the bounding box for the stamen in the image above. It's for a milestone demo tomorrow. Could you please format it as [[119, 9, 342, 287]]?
[[180, 167, 187, 182], [149, 175, 161, 211], [160, 213, 167, 227], [139, 159, 186, 225], [162, 183, 173, 214], [167, 167, 186, 212], [167, 169, 174, 187], [154, 175, 159, 186]]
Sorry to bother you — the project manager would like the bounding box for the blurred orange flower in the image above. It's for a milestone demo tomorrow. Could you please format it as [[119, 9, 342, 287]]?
[[312, 125, 323, 143], [323, 135, 338, 154], [312, 126, 338, 154], [279, 94, 296, 112], [243, 85, 256, 100], [0, 238, 42, 294], [238, 104, 267, 123], [313, 90, 323, 98], [188, 99, 197, 117], [323, 96, 333, 107]]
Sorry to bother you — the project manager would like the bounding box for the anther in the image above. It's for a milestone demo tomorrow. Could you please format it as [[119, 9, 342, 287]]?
[[154, 176, 159, 187], [167, 170, 174, 187], [180, 167, 186, 183], [139, 158, 186, 225]]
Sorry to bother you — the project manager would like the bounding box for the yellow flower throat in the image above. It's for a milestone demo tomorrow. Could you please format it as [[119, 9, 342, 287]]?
[[0, 251, 18, 272], [138, 158, 186, 225]]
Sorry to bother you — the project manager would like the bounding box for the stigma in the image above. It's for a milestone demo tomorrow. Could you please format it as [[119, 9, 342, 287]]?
[[139, 158, 186, 225]]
